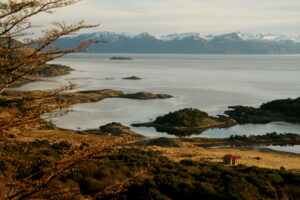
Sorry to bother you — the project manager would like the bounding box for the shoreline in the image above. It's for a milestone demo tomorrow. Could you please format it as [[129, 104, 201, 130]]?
[[132, 121, 237, 136]]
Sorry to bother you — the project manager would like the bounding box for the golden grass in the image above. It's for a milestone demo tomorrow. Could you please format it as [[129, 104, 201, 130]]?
[[15, 129, 119, 147], [13, 128, 300, 171], [138, 142, 300, 171]]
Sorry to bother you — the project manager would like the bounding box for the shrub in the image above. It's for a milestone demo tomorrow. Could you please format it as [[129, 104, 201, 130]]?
[[154, 108, 209, 127]]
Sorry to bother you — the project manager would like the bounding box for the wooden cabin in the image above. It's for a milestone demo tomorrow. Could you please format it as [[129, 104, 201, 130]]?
[[223, 154, 241, 165]]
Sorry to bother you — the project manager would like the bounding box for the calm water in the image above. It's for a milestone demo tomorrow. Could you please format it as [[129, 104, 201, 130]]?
[[16, 54, 300, 153], [208, 144, 300, 154]]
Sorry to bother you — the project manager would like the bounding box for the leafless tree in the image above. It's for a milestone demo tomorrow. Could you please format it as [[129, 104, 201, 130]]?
[[0, 0, 99, 135]]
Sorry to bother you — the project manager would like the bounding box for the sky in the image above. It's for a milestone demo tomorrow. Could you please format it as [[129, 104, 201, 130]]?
[[32, 0, 300, 36]]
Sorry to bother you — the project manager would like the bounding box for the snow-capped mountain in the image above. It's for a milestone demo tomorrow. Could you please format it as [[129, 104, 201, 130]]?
[[237, 32, 300, 43], [55, 31, 300, 54], [70, 31, 300, 43]]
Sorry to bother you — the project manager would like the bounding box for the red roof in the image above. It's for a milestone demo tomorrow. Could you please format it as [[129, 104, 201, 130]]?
[[223, 154, 241, 160]]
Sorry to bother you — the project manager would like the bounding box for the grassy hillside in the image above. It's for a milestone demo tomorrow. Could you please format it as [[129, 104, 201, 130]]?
[[1, 142, 299, 200]]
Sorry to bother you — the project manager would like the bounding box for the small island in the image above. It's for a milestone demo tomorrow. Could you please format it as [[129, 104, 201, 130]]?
[[1, 89, 173, 106], [225, 97, 300, 124], [122, 76, 142, 80], [59, 89, 173, 103], [110, 56, 133, 60], [132, 108, 236, 137], [83, 122, 144, 139]]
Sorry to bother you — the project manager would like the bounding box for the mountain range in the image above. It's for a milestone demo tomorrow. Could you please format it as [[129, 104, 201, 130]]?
[[54, 32, 300, 54]]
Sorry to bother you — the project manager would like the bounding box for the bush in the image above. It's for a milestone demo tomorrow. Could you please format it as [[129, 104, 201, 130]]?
[[154, 108, 209, 127]]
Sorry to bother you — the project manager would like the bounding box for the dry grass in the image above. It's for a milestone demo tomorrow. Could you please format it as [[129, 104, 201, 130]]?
[[138, 141, 300, 171], [14, 129, 300, 171], [14, 129, 131, 147]]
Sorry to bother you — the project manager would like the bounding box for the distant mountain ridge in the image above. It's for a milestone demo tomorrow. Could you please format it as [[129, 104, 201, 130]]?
[[54, 31, 300, 54]]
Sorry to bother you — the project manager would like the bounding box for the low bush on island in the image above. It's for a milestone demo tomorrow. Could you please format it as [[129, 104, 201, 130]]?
[[154, 108, 210, 127]]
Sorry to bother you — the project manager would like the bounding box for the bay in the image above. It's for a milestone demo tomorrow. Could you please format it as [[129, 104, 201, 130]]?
[[16, 53, 300, 151]]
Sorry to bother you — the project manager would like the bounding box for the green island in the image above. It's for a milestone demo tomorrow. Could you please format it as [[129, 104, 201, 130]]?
[[225, 97, 300, 124], [132, 108, 236, 136]]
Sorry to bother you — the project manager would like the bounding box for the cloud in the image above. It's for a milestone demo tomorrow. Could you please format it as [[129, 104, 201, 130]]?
[[30, 0, 300, 35]]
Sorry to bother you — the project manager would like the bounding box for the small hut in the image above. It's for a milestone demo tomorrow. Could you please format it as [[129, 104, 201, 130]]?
[[223, 154, 241, 165]]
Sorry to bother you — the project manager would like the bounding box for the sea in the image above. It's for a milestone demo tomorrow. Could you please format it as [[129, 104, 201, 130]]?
[[15, 53, 300, 153]]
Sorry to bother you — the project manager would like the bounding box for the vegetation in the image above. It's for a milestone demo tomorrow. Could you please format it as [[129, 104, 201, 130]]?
[[261, 97, 300, 120], [122, 92, 172, 99], [228, 132, 300, 146], [134, 137, 183, 147], [0, 0, 99, 135], [122, 159, 300, 200], [225, 97, 300, 124], [1, 142, 299, 200], [154, 108, 209, 127], [56, 89, 172, 104], [0, 1, 125, 199], [12, 64, 74, 87], [29, 64, 73, 77], [98, 122, 144, 138], [0, 139, 129, 199]]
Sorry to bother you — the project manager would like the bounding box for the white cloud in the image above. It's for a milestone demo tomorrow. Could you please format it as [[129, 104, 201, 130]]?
[[30, 0, 300, 35]]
